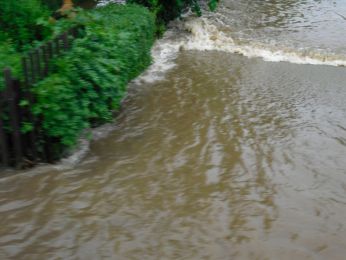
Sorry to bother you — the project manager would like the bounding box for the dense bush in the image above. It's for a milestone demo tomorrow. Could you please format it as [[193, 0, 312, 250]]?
[[41, 0, 98, 11], [32, 4, 155, 147], [0, 0, 218, 163], [0, 0, 51, 50], [0, 41, 21, 90], [127, 0, 219, 33], [40, 0, 64, 11]]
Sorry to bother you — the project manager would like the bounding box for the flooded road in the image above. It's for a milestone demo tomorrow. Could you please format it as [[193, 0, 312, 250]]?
[[1, 0, 346, 259]]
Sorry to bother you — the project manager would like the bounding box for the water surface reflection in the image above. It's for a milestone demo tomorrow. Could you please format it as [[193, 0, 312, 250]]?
[[1, 51, 346, 259]]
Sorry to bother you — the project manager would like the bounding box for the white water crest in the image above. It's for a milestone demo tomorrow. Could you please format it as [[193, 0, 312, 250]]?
[[134, 30, 182, 84], [137, 12, 346, 85], [182, 17, 346, 67], [96, 0, 125, 7], [55, 123, 118, 170]]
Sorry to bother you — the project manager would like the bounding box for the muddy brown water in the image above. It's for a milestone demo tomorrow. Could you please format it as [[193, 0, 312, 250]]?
[[1, 0, 346, 259], [1, 52, 346, 259]]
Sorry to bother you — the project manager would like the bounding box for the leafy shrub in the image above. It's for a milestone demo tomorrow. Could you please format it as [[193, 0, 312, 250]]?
[[32, 4, 155, 147], [41, 0, 98, 11], [40, 0, 61, 10], [0, 41, 21, 90], [0, 0, 51, 50], [127, 0, 219, 34]]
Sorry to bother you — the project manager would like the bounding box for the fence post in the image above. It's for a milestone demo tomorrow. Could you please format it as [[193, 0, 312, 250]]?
[[47, 41, 54, 59], [44, 135, 53, 163], [1, 26, 82, 168], [0, 91, 10, 166], [21, 57, 38, 161], [22, 57, 30, 87], [4, 68, 23, 167], [62, 32, 69, 50], [42, 45, 49, 76], [29, 51, 36, 85], [71, 26, 78, 38], [35, 49, 43, 80], [55, 37, 60, 55], [24, 101, 37, 162]]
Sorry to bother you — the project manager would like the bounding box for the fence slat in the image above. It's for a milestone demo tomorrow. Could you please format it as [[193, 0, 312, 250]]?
[[4, 69, 23, 167], [55, 37, 60, 55], [22, 90, 37, 162], [47, 41, 53, 59], [22, 57, 30, 87], [19, 75, 38, 162], [35, 49, 42, 80], [71, 27, 78, 38], [62, 33, 69, 50], [1, 26, 80, 168], [43, 135, 53, 163], [29, 52, 36, 85], [42, 45, 49, 76], [0, 91, 10, 166]]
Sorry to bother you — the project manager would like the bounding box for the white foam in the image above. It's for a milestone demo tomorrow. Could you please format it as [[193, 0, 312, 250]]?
[[134, 30, 184, 84], [182, 18, 346, 67], [135, 15, 346, 86], [54, 123, 117, 170], [96, 0, 125, 7]]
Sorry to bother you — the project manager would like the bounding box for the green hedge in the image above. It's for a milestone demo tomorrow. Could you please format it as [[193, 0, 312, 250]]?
[[127, 0, 219, 34], [32, 4, 155, 148], [0, 0, 51, 50], [41, 0, 98, 11], [0, 41, 21, 90]]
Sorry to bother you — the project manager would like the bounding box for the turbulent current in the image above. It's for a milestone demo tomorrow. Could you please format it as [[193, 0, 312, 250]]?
[[1, 0, 346, 259]]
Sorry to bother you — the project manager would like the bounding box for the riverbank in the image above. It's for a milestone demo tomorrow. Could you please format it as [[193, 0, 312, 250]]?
[[32, 4, 155, 151], [0, 3, 155, 167], [1, 0, 223, 168]]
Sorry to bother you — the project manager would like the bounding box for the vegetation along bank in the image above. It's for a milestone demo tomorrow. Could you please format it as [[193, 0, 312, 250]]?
[[0, 0, 218, 167]]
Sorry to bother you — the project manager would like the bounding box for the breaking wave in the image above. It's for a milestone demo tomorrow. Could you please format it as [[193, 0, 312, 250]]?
[[136, 15, 346, 84], [183, 18, 346, 67]]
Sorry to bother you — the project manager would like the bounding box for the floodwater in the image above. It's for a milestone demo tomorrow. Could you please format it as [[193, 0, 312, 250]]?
[[1, 0, 346, 259]]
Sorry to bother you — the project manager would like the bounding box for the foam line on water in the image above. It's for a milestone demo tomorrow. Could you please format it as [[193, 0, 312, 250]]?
[[135, 15, 346, 86], [182, 18, 346, 67], [134, 30, 183, 84]]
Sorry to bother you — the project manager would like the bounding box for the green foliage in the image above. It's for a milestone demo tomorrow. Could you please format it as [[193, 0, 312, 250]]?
[[40, 0, 62, 11], [0, 41, 21, 90], [208, 0, 218, 11], [0, 0, 51, 50], [127, 0, 219, 33], [32, 4, 155, 147], [41, 0, 98, 11]]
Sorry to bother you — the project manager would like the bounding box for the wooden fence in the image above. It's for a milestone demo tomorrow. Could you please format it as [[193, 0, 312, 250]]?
[[0, 27, 80, 168]]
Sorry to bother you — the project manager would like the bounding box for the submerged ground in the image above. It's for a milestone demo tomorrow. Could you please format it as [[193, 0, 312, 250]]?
[[1, 0, 346, 259]]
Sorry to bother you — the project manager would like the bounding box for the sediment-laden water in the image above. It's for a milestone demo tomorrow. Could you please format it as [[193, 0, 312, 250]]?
[[1, 0, 346, 259]]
